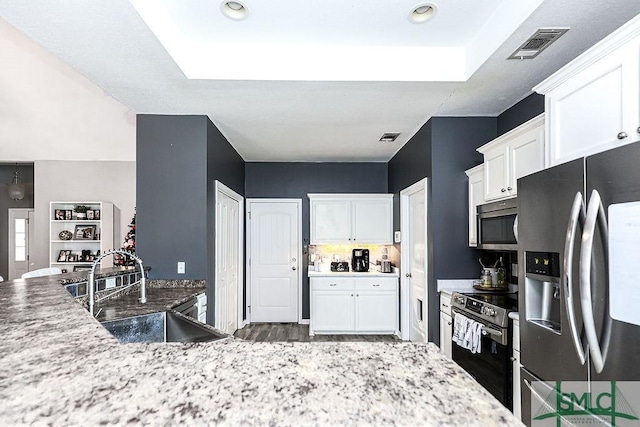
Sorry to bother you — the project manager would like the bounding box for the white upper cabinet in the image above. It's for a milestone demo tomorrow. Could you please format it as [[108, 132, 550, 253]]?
[[477, 114, 545, 202], [309, 194, 393, 244], [465, 164, 484, 247], [534, 16, 640, 166]]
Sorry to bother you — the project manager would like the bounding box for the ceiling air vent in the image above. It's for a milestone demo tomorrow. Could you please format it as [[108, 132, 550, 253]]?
[[379, 133, 400, 142], [508, 28, 569, 60]]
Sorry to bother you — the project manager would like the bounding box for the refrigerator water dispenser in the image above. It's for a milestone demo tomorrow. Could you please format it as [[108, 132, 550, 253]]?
[[524, 251, 561, 334]]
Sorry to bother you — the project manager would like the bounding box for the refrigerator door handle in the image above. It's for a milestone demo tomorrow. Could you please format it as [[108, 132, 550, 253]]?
[[580, 189, 612, 374], [564, 192, 587, 365]]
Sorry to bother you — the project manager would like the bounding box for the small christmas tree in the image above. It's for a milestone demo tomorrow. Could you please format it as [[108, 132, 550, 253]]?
[[115, 211, 136, 266]]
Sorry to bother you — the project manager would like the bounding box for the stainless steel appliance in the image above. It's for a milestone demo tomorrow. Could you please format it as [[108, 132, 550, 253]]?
[[330, 261, 349, 272], [477, 198, 518, 250], [380, 260, 392, 273], [518, 141, 640, 425], [451, 292, 518, 410], [351, 248, 369, 272]]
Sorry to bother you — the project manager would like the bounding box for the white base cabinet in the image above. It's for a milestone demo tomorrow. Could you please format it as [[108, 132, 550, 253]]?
[[439, 293, 452, 358], [310, 276, 398, 335], [308, 194, 393, 244]]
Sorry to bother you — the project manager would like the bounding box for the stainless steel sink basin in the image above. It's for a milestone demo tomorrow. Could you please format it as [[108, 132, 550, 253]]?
[[101, 311, 228, 343]]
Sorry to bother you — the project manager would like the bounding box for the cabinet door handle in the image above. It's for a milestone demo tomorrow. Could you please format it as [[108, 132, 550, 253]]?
[[292, 266, 296, 270], [637, 126, 640, 134], [356, 294, 359, 297], [329, 283, 337, 286], [447, 321, 452, 326], [617, 131, 628, 139], [510, 356, 516, 362], [501, 188, 506, 192], [373, 284, 380, 287], [507, 186, 512, 191], [351, 294, 354, 297], [406, 273, 412, 278]]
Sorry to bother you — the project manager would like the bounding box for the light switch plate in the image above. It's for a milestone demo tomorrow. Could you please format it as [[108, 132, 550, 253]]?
[[394, 231, 401, 243], [105, 277, 116, 289], [178, 262, 186, 274]]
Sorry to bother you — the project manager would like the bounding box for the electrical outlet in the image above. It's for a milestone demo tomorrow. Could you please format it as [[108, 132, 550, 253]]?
[[177, 262, 186, 274]]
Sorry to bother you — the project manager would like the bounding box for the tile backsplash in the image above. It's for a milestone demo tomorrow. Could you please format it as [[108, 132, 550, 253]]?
[[309, 244, 392, 265]]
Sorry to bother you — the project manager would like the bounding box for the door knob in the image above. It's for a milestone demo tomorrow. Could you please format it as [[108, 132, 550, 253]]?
[[617, 131, 628, 139], [637, 126, 640, 134], [406, 273, 412, 278], [292, 266, 296, 270]]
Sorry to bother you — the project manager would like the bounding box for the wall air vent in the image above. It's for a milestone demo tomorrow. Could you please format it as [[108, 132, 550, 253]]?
[[379, 133, 400, 142], [508, 28, 569, 60]]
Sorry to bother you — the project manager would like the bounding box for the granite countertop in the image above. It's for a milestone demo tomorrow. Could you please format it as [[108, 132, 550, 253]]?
[[0, 275, 522, 425]]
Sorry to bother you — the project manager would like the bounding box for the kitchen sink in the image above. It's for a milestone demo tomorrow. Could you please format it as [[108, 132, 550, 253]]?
[[101, 311, 228, 344]]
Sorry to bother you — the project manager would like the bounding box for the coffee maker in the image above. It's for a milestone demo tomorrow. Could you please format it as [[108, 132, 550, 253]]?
[[351, 248, 369, 272]]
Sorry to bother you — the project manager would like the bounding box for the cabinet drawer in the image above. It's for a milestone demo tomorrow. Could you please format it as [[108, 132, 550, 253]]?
[[311, 277, 355, 291], [354, 277, 397, 291], [440, 293, 452, 312]]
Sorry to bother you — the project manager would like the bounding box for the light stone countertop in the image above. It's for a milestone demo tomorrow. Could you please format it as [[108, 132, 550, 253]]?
[[308, 270, 399, 278], [0, 274, 523, 426]]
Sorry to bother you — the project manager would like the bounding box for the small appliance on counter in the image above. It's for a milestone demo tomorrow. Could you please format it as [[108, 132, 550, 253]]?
[[330, 261, 349, 272], [351, 248, 369, 272], [380, 260, 392, 273]]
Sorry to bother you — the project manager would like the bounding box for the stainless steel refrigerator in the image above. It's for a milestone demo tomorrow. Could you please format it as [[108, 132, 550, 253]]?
[[518, 141, 640, 426]]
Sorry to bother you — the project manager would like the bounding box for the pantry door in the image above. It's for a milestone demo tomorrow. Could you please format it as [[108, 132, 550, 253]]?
[[215, 182, 243, 335], [8, 209, 34, 280], [248, 200, 301, 323], [400, 179, 428, 342]]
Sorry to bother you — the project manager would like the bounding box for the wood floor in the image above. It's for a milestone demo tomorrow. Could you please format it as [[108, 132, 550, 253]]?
[[233, 323, 400, 342]]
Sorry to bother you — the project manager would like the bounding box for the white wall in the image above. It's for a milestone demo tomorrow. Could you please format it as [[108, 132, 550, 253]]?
[[34, 160, 136, 269], [0, 19, 136, 161], [0, 20, 138, 269]]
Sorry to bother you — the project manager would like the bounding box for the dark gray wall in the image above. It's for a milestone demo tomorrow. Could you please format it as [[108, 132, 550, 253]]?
[[245, 162, 388, 318], [388, 117, 496, 344], [497, 93, 544, 136], [137, 115, 208, 280], [206, 119, 245, 325], [0, 165, 34, 279]]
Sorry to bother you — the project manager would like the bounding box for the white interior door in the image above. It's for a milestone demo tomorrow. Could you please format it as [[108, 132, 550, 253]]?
[[215, 182, 243, 335], [401, 179, 428, 342], [8, 208, 34, 280], [249, 200, 300, 323]]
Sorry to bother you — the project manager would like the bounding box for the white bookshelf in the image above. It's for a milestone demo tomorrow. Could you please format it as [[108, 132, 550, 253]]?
[[49, 202, 118, 272]]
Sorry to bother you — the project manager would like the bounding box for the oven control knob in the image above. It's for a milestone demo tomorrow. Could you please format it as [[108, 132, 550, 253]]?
[[482, 306, 497, 317], [454, 296, 465, 304]]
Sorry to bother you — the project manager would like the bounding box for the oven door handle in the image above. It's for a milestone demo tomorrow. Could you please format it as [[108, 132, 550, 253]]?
[[481, 325, 503, 337]]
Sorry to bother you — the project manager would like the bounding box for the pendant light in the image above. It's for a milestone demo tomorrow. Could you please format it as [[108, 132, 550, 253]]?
[[7, 167, 26, 200]]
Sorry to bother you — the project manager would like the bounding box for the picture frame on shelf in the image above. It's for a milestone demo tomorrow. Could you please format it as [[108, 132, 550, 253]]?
[[54, 210, 65, 220], [65, 210, 72, 220], [87, 210, 94, 220], [94, 210, 101, 220], [67, 253, 77, 262], [57, 250, 71, 262], [74, 225, 96, 240]]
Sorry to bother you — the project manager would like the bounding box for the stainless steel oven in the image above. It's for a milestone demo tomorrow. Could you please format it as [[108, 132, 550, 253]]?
[[450, 293, 516, 410], [477, 198, 518, 250]]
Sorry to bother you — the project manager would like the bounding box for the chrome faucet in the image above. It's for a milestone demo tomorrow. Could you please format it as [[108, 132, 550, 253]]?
[[88, 249, 147, 316]]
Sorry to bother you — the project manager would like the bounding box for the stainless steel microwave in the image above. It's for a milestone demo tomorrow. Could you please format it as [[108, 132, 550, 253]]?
[[477, 198, 518, 250]]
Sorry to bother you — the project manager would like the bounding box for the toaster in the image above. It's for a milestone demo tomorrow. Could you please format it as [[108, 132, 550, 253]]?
[[330, 261, 349, 272]]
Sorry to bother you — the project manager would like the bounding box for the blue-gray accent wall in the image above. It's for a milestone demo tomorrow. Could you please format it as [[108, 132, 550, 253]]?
[[137, 115, 245, 325], [497, 93, 544, 136], [388, 117, 495, 344], [244, 162, 388, 318]]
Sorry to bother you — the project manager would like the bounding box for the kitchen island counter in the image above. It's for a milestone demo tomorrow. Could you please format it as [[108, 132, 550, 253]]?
[[0, 275, 522, 425]]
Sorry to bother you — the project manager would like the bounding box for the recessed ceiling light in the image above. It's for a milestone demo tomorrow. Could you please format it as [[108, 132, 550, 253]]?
[[380, 133, 401, 142], [221, 1, 249, 21], [408, 3, 437, 24]]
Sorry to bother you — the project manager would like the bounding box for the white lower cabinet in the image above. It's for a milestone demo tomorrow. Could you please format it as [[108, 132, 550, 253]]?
[[511, 315, 521, 420], [312, 290, 355, 332], [310, 276, 398, 335], [439, 293, 453, 358]]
